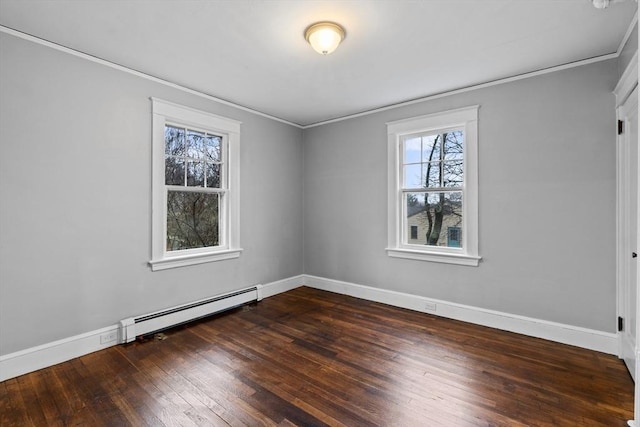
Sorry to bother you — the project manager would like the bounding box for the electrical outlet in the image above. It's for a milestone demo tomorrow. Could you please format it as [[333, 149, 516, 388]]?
[[100, 331, 118, 344], [424, 302, 437, 312]]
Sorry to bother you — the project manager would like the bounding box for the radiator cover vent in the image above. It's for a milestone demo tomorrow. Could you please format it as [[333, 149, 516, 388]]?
[[120, 285, 262, 343]]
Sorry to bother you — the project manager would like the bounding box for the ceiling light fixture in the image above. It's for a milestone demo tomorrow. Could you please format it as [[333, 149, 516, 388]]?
[[305, 22, 345, 55], [592, 0, 637, 9]]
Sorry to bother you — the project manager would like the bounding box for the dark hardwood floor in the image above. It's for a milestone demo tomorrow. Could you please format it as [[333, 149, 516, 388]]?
[[0, 287, 634, 426]]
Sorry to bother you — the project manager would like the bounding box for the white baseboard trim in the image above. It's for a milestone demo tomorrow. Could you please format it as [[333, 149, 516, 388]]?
[[302, 274, 618, 355], [0, 325, 120, 382], [0, 276, 304, 382], [1, 273, 618, 382], [258, 275, 304, 299], [621, 330, 636, 378]]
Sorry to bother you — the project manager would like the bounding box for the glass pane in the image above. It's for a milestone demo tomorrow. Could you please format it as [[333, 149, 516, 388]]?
[[166, 191, 219, 251], [205, 134, 221, 162], [424, 162, 441, 187], [443, 131, 464, 160], [443, 160, 463, 187], [405, 191, 462, 247], [422, 134, 441, 162], [406, 193, 428, 243], [186, 161, 205, 187], [403, 136, 422, 163], [206, 163, 221, 188], [403, 164, 422, 188], [165, 126, 185, 156], [187, 130, 205, 160], [165, 157, 184, 185]]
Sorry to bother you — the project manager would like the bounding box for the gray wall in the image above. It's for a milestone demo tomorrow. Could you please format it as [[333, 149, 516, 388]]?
[[303, 59, 619, 333], [0, 33, 304, 355], [0, 28, 626, 357]]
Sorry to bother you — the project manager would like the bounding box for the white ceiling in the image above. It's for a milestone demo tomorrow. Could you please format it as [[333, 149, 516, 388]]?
[[0, 0, 637, 127]]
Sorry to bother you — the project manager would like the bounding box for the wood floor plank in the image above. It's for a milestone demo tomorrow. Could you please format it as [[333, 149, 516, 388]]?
[[48, 362, 103, 426], [140, 341, 269, 426], [0, 287, 634, 426], [59, 358, 128, 427], [0, 378, 32, 427], [27, 369, 67, 426], [116, 344, 231, 427]]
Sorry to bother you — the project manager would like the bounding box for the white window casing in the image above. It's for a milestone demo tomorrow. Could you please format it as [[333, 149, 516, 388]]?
[[149, 98, 242, 271], [386, 105, 481, 266]]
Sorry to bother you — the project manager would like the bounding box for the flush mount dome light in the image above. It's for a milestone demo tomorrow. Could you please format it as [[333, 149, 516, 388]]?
[[305, 22, 345, 55], [592, 0, 634, 8]]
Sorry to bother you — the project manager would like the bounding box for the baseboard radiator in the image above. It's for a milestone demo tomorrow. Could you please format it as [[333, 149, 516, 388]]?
[[120, 284, 263, 343]]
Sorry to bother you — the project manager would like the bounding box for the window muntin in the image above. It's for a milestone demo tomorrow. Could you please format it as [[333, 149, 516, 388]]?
[[402, 129, 464, 248], [386, 105, 480, 266], [164, 124, 225, 252], [165, 126, 222, 188], [150, 98, 241, 271]]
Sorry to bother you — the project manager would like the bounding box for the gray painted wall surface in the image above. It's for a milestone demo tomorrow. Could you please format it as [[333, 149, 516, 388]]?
[[0, 29, 627, 357], [0, 34, 303, 355], [618, 22, 638, 80], [303, 59, 618, 332]]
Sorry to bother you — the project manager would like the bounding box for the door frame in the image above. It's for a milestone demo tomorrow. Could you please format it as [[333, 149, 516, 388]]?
[[615, 50, 638, 425]]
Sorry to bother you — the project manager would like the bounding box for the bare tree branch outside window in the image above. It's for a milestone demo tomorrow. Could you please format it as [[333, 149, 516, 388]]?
[[164, 125, 223, 251], [403, 130, 463, 248]]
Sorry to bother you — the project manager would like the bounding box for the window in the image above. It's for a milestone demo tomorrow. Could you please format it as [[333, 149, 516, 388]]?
[[149, 98, 241, 271], [410, 225, 418, 240], [447, 226, 461, 248], [386, 105, 480, 266]]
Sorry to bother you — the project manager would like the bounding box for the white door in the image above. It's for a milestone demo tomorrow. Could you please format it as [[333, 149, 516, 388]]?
[[619, 86, 638, 380]]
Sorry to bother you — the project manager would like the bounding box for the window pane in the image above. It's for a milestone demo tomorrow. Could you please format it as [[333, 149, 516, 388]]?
[[186, 161, 205, 187], [443, 131, 464, 160], [206, 163, 221, 188], [403, 136, 422, 163], [165, 157, 185, 185], [187, 130, 205, 160], [166, 191, 219, 251], [410, 225, 418, 240], [422, 134, 441, 162], [403, 164, 422, 188], [405, 191, 462, 247], [424, 162, 441, 187], [205, 134, 221, 162], [165, 126, 185, 156], [447, 226, 461, 248], [443, 160, 463, 187]]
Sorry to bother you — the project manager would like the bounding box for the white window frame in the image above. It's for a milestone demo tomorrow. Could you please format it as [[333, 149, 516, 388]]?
[[149, 98, 242, 271], [386, 105, 480, 266]]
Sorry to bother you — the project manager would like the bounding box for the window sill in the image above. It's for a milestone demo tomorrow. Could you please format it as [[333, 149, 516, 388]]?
[[386, 248, 481, 266], [149, 248, 243, 271]]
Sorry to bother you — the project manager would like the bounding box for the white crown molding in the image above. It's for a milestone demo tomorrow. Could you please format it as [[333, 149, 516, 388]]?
[[616, 9, 638, 56], [303, 53, 619, 129], [0, 25, 303, 129], [614, 50, 639, 106], [0, 24, 625, 130]]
